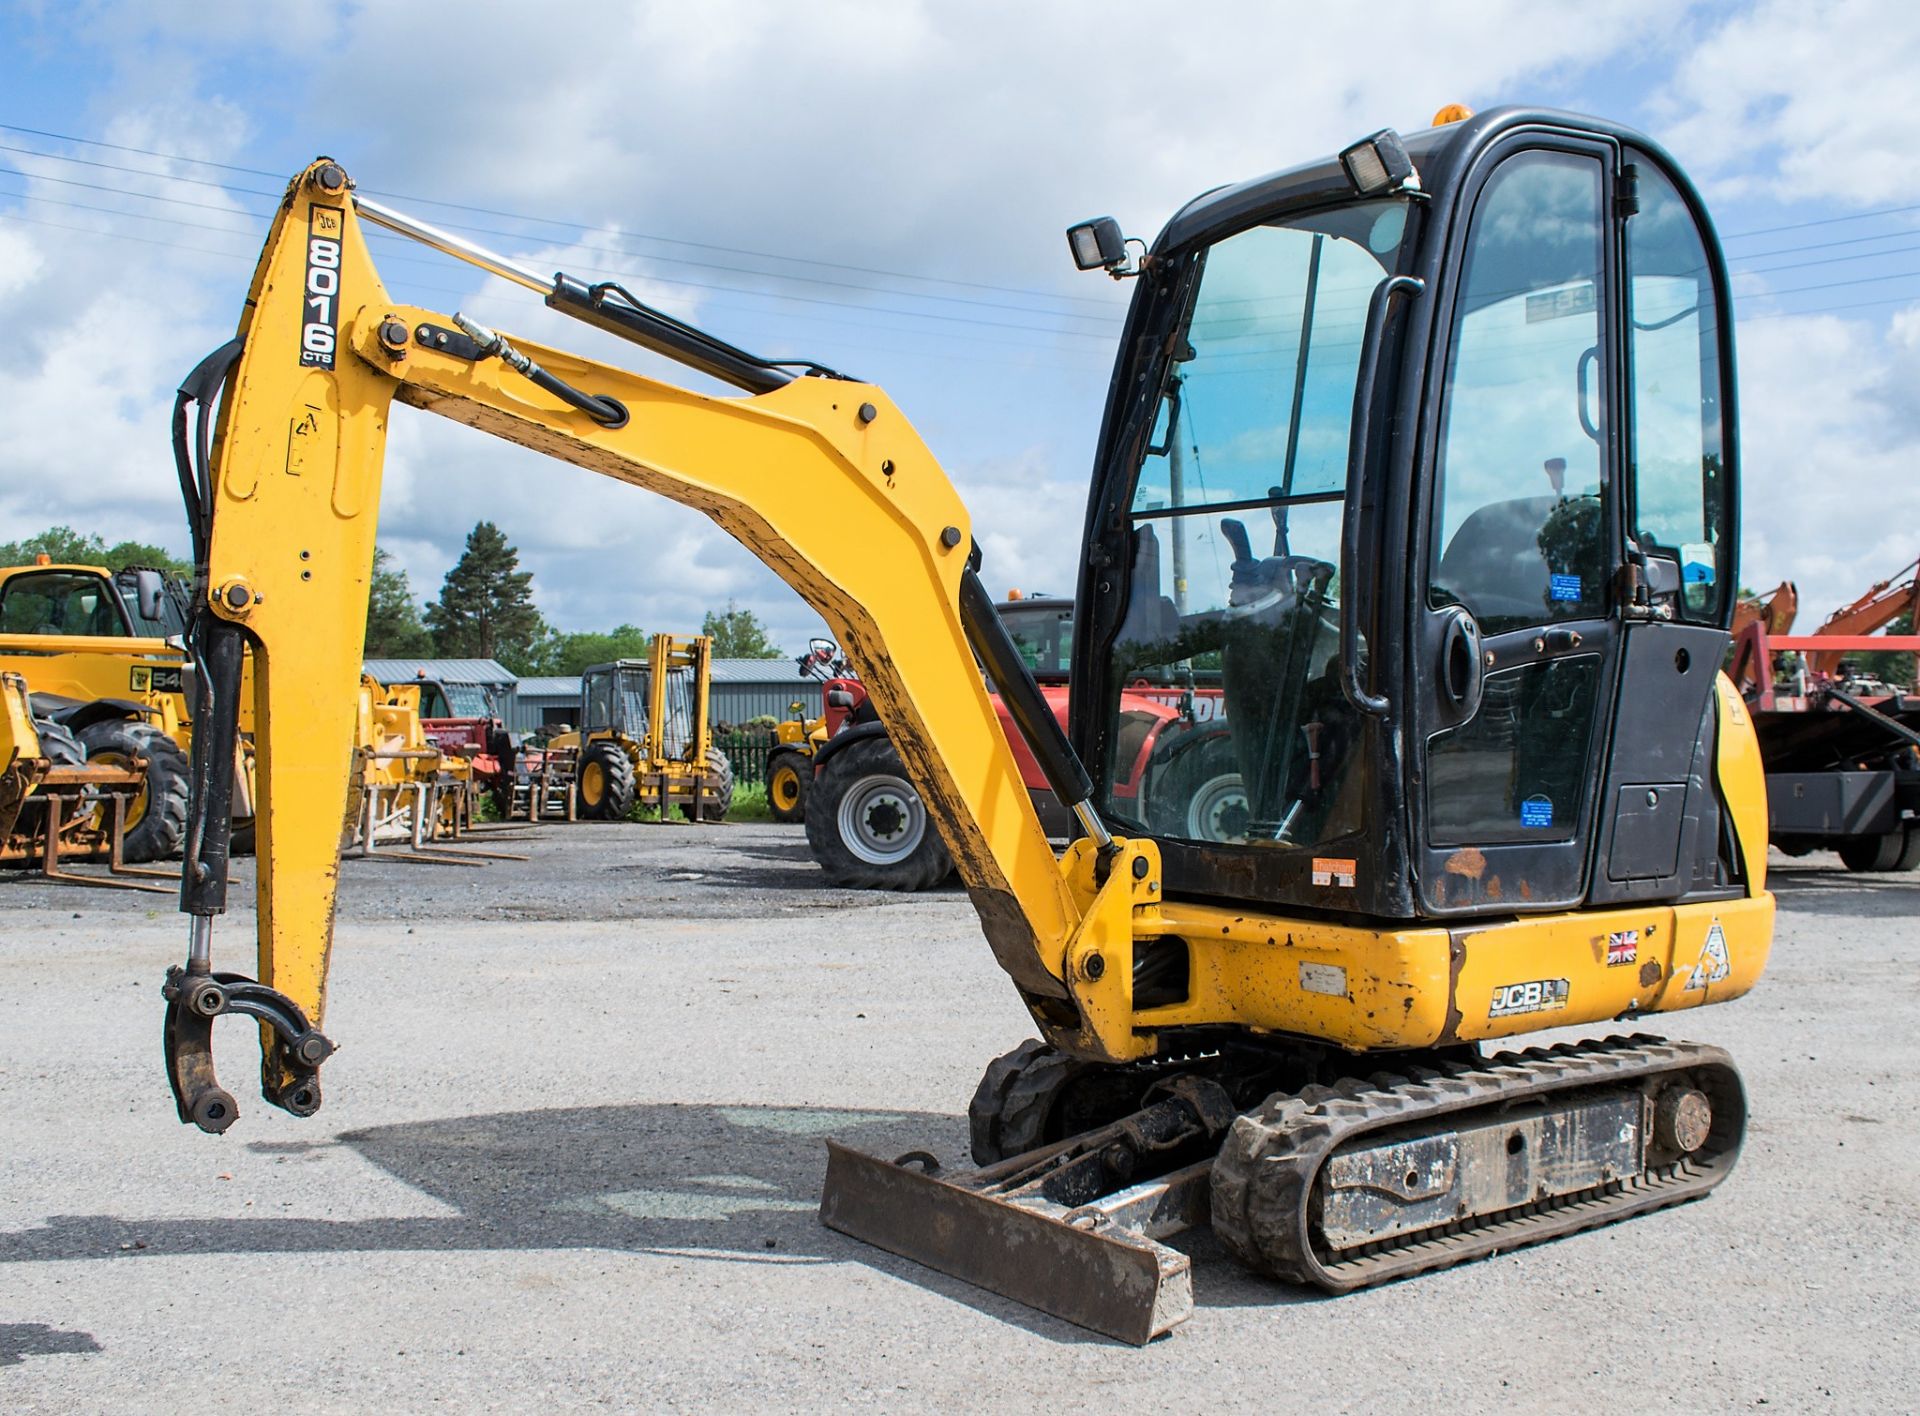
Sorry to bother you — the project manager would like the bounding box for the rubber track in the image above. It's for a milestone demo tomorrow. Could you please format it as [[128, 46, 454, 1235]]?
[[1210, 1034, 1743, 1292]]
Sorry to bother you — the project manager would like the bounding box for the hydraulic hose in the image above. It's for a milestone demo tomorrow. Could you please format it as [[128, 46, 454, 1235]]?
[[451, 313, 629, 429]]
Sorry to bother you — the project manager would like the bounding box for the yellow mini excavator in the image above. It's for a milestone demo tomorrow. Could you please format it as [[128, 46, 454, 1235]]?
[[160, 106, 1771, 1342]]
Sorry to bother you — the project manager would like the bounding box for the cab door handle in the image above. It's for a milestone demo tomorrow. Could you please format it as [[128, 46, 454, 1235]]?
[[1437, 605, 1485, 719]]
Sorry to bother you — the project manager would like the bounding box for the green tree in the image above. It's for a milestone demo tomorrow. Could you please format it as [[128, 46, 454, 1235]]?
[[0, 524, 190, 578], [532, 624, 652, 676], [702, 601, 783, 659], [365, 547, 435, 657], [1855, 610, 1917, 689], [425, 521, 548, 670]]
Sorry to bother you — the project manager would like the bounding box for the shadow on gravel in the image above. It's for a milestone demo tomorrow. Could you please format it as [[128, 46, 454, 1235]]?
[[0, 1103, 1112, 1344], [0, 1322, 102, 1367]]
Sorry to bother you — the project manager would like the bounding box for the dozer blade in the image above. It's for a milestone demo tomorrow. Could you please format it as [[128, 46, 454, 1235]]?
[[820, 1141, 1201, 1345]]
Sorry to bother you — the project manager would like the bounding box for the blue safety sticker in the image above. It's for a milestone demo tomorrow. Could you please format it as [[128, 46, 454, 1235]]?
[[1520, 796, 1554, 828], [1549, 573, 1582, 602], [1681, 542, 1716, 585]]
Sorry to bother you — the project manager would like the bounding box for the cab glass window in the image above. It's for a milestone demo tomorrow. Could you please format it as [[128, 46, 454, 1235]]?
[[1429, 150, 1610, 636], [0, 571, 129, 637], [1625, 159, 1729, 622], [1101, 199, 1414, 850], [1000, 601, 1073, 679]]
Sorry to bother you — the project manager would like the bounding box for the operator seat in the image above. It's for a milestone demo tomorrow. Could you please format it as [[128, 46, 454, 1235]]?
[[1432, 494, 1559, 627]]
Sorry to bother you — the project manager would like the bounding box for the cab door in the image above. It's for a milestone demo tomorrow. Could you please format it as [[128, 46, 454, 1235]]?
[[1413, 138, 1625, 913]]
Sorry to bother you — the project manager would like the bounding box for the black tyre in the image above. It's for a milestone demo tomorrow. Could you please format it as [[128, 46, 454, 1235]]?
[[803, 734, 952, 890], [575, 739, 636, 821], [32, 717, 86, 768], [1838, 832, 1905, 872], [76, 718, 190, 862], [1897, 828, 1920, 873], [680, 746, 734, 822], [765, 749, 810, 824], [1145, 734, 1249, 843]]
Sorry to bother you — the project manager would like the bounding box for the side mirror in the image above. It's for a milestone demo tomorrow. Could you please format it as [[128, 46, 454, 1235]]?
[[1066, 217, 1128, 273], [134, 569, 166, 623]]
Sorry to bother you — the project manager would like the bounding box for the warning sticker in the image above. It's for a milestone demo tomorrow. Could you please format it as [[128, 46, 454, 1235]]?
[[1684, 920, 1732, 990], [1606, 929, 1639, 967], [1489, 978, 1570, 1018], [1311, 857, 1357, 888]]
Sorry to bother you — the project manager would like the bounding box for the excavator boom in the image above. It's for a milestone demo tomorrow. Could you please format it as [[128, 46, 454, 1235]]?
[[166, 160, 1131, 1126]]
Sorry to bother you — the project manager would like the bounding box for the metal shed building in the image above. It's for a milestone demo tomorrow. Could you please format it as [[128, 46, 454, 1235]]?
[[510, 675, 584, 734], [501, 660, 824, 735], [709, 659, 823, 727], [362, 658, 517, 719]]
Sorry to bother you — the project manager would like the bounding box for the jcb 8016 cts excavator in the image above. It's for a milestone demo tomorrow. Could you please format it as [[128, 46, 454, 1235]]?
[[162, 106, 1770, 1342]]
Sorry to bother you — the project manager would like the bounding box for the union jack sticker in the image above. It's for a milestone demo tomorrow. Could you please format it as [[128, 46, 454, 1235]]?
[[1606, 929, 1639, 967]]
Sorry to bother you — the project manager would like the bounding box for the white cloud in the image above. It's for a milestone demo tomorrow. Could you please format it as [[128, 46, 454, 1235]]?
[[14, 0, 1915, 658], [1656, 0, 1920, 204], [1735, 308, 1920, 622]]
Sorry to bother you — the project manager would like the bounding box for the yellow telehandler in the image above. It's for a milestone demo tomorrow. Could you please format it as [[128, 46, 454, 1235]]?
[[0, 560, 257, 859], [157, 106, 1770, 1341], [545, 635, 733, 821]]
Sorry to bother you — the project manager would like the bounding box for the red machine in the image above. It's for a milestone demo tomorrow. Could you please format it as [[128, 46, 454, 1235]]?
[[803, 597, 1244, 887], [1729, 565, 1920, 871]]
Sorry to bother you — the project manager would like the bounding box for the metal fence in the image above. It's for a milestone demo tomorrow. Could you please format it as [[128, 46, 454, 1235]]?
[[717, 728, 778, 789]]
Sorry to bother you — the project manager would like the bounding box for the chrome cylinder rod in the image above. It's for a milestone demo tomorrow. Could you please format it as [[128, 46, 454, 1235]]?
[[354, 194, 553, 295], [1071, 799, 1116, 854], [187, 915, 213, 973]]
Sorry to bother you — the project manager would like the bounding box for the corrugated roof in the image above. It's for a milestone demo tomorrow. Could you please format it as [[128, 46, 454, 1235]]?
[[363, 657, 516, 686], [709, 657, 812, 684], [515, 676, 581, 697]]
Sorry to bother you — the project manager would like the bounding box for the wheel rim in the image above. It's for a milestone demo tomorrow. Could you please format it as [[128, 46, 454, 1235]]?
[[770, 764, 801, 812], [837, 772, 925, 865], [1186, 772, 1249, 842], [580, 761, 605, 806], [86, 750, 149, 831]]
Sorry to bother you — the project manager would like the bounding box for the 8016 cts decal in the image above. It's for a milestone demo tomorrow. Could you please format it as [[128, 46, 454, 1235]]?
[[300, 206, 344, 370]]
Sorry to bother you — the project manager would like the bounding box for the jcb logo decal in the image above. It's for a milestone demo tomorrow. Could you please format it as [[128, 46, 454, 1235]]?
[[300, 206, 344, 370], [1488, 978, 1570, 1018]]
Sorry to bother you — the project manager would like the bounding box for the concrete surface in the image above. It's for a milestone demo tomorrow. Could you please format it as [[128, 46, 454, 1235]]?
[[0, 823, 1914, 1412]]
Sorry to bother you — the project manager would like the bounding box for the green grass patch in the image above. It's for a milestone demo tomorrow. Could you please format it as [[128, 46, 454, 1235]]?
[[620, 779, 775, 824]]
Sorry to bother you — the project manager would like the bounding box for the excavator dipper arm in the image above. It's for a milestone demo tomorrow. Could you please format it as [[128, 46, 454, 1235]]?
[[166, 160, 1140, 1130]]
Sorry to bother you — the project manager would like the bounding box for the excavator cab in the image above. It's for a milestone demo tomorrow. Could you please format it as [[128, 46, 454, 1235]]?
[[1076, 112, 1742, 925], [160, 106, 1770, 1343]]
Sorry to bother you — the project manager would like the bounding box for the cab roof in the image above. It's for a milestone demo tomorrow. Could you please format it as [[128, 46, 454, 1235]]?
[[1154, 105, 1665, 255]]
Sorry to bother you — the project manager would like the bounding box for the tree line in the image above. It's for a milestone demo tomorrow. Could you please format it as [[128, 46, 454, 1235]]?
[[2, 522, 786, 677]]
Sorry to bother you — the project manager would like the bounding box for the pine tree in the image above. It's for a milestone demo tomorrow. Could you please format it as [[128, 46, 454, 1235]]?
[[702, 601, 783, 659], [426, 522, 547, 668], [364, 547, 434, 657]]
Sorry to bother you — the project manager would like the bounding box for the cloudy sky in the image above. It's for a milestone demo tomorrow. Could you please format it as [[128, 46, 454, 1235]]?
[[2, 0, 1917, 650]]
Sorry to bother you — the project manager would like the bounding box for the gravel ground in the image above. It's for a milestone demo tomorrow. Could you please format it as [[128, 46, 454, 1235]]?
[[0, 822, 1914, 1412]]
